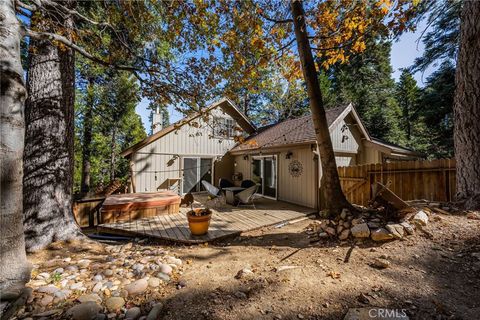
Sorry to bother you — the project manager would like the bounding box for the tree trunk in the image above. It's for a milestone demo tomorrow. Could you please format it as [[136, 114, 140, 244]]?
[[23, 3, 81, 252], [110, 127, 117, 182], [290, 0, 351, 214], [81, 78, 94, 194], [454, 0, 480, 210], [0, 0, 31, 299]]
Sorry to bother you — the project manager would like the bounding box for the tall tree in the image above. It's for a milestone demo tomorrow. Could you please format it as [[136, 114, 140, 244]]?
[[453, 0, 480, 210], [291, 0, 350, 213], [23, 1, 81, 252], [74, 71, 146, 192], [328, 38, 405, 145], [200, 0, 419, 213], [0, 0, 31, 299], [396, 69, 420, 141], [417, 62, 455, 158]]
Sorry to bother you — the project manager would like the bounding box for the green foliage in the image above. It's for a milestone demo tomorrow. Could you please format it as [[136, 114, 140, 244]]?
[[416, 62, 455, 158], [396, 69, 420, 141], [74, 70, 146, 192], [327, 38, 406, 145], [411, 0, 461, 72]]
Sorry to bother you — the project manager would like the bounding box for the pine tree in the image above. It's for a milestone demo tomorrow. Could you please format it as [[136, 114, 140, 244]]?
[[396, 69, 420, 142], [418, 62, 455, 158], [328, 38, 406, 145]]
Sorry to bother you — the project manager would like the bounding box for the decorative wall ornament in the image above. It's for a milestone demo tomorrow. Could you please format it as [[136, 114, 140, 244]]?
[[288, 160, 303, 177]]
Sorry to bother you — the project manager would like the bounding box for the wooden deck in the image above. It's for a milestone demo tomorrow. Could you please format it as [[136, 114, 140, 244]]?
[[97, 197, 316, 243]]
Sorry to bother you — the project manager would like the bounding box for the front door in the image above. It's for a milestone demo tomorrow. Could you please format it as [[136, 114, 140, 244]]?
[[182, 157, 213, 194], [251, 156, 277, 199]]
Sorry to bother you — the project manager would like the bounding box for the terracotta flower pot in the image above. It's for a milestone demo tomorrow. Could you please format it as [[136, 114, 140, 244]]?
[[187, 208, 212, 235]]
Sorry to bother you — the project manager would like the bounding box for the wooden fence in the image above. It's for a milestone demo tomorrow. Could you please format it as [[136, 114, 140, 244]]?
[[337, 158, 456, 206]]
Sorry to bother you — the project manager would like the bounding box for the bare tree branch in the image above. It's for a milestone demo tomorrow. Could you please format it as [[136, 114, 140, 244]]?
[[15, 0, 36, 11], [25, 28, 140, 72]]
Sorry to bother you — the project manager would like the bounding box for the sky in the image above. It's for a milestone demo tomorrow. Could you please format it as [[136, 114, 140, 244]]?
[[136, 20, 435, 133]]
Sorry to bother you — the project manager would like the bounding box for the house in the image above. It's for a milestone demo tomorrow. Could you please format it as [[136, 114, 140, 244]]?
[[227, 103, 422, 209], [121, 99, 421, 209], [120, 98, 256, 194]]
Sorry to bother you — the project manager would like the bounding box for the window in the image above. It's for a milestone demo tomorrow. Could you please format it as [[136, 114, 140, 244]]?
[[213, 117, 235, 138]]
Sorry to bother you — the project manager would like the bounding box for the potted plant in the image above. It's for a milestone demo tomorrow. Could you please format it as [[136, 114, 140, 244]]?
[[186, 208, 212, 235]]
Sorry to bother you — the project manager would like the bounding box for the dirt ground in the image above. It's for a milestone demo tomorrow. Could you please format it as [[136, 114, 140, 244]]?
[[26, 212, 480, 320]]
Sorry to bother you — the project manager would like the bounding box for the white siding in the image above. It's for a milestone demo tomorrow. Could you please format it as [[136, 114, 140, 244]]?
[[132, 108, 238, 192], [331, 114, 362, 154], [233, 146, 317, 209]]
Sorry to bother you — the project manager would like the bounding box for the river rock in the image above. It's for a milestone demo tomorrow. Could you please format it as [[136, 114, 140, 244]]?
[[148, 277, 160, 288], [70, 282, 84, 290], [166, 257, 183, 266], [105, 297, 125, 312], [146, 303, 163, 320], [400, 221, 415, 235], [351, 218, 365, 226], [124, 279, 148, 295], [78, 259, 91, 268], [385, 224, 405, 239], [78, 293, 102, 304], [338, 229, 350, 240], [66, 301, 102, 320], [132, 263, 145, 271], [351, 223, 370, 238], [40, 295, 54, 306], [159, 264, 172, 275], [37, 285, 59, 294], [412, 210, 429, 226], [325, 227, 336, 236], [66, 265, 79, 272], [93, 275, 103, 282], [125, 307, 141, 320], [37, 272, 50, 280], [54, 289, 71, 301], [156, 273, 170, 282], [103, 269, 114, 277], [92, 282, 102, 293], [371, 228, 394, 241], [336, 225, 344, 234], [54, 268, 64, 274]]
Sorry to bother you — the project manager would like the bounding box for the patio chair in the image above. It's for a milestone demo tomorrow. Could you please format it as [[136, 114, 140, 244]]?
[[201, 180, 223, 208], [219, 178, 234, 194], [235, 185, 259, 209], [240, 179, 256, 188]]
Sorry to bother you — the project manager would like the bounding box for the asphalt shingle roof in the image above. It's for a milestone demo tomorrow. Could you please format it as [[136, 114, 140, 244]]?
[[231, 105, 348, 151]]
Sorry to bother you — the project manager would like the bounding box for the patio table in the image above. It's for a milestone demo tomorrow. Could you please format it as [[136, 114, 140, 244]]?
[[223, 187, 245, 205]]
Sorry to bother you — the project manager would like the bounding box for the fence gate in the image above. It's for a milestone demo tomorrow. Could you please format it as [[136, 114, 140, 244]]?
[[337, 158, 456, 206]]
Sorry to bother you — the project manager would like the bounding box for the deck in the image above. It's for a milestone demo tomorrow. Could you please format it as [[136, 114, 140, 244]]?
[[97, 196, 316, 243]]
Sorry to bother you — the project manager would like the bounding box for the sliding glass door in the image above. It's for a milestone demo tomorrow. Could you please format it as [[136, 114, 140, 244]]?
[[251, 156, 277, 199], [182, 157, 213, 194]]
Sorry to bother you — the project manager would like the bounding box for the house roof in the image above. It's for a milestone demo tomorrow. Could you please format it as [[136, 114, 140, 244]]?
[[370, 138, 424, 157], [121, 98, 256, 157], [230, 104, 350, 152], [230, 103, 421, 158]]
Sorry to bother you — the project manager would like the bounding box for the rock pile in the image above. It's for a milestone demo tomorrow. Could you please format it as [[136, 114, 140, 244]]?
[[18, 242, 183, 320], [309, 207, 431, 242]]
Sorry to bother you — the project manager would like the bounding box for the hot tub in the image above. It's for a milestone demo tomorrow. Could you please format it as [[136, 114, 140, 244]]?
[[101, 191, 181, 223]]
